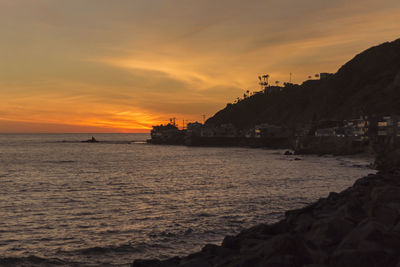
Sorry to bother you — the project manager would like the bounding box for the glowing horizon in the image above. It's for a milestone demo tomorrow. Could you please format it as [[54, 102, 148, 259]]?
[[1, 0, 400, 133]]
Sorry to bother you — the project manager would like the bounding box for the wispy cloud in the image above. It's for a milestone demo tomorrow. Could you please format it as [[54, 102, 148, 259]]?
[[0, 0, 399, 132]]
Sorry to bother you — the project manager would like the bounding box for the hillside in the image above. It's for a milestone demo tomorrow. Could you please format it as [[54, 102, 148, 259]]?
[[206, 38, 400, 130]]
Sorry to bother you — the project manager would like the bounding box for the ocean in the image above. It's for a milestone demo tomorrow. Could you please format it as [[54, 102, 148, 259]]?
[[0, 133, 375, 266]]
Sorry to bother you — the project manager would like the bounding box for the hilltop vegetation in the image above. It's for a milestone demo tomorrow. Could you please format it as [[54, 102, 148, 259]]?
[[206, 38, 400, 130]]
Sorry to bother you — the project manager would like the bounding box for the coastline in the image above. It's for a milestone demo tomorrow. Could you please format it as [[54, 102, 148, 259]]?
[[147, 133, 375, 157], [133, 172, 400, 267], [3, 138, 375, 267]]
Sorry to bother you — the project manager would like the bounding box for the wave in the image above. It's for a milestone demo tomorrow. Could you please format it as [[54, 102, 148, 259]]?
[[74, 244, 141, 255], [56, 140, 134, 144], [148, 228, 195, 239], [43, 160, 76, 164], [0, 255, 66, 266], [196, 212, 214, 217]]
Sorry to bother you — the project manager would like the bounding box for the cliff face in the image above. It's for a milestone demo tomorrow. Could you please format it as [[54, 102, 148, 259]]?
[[133, 172, 400, 267], [206, 38, 400, 130]]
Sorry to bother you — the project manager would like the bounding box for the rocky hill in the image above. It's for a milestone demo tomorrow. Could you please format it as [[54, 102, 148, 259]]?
[[206, 38, 400, 130]]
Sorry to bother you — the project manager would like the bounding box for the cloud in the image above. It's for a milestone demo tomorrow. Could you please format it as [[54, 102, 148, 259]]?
[[0, 118, 150, 133], [1, 0, 400, 132]]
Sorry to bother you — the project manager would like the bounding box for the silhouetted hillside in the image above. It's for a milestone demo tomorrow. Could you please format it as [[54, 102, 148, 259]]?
[[206, 38, 400, 129]]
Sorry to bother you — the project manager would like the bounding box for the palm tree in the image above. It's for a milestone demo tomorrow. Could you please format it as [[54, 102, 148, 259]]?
[[262, 74, 270, 85]]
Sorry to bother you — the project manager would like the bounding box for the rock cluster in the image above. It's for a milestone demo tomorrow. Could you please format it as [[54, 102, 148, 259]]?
[[375, 148, 400, 174], [132, 172, 400, 267]]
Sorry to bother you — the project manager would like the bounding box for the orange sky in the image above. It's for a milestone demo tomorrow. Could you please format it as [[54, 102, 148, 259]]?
[[1, 0, 400, 133]]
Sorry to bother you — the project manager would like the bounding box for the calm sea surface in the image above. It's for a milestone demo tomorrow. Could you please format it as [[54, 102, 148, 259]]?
[[0, 134, 375, 266]]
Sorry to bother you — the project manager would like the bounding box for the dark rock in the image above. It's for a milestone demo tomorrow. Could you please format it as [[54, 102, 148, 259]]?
[[201, 244, 219, 253], [393, 221, 400, 233], [334, 196, 367, 223], [284, 150, 293, 155], [370, 186, 400, 203], [221, 235, 240, 250], [253, 234, 313, 265], [82, 136, 99, 143], [337, 218, 400, 253], [330, 249, 394, 267], [179, 257, 211, 267], [368, 203, 399, 226], [132, 259, 161, 267], [133, 173, 400, 267], [201, 243, 233, 258], [163, 257, 181, 266], [232, 256, 263, 267], [307, 217, 355, 248], [285, 203, 317, 225], [264, 254, 297, 267], [291, 213, 314, 233], [374, 149, 400, 173], [327, 192, 340, 201], [131, 257, 181, 267]]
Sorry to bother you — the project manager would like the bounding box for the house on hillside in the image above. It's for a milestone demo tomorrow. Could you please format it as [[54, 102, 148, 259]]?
[[199, 123, 238, 138], [186, 122, 203, 136], [377, 116, 400, 137], [149, 123, 184, 144], [342, 116, 369, 140], [398, 121, 400, 137], [217, 123, 238, 137], [315, 128, 336, 137], [294, 124, 313, 137], [151, 124, 180, 138], [254, 123, 288, 138], [314, 120, 342, 137]]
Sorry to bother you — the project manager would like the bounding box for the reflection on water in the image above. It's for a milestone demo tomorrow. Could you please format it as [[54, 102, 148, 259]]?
[[0, 134, 374, 266]]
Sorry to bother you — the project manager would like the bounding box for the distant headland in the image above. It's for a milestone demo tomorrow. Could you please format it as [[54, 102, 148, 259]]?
[[148, 38, 400, 157], [138, 38, 400, 267]]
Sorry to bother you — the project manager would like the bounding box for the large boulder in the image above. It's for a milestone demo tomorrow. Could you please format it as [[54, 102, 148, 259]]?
[[374, 148, 400, 173]]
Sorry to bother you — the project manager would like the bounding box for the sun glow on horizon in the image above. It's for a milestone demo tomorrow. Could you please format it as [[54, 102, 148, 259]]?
[[1, 0, 399, 133]]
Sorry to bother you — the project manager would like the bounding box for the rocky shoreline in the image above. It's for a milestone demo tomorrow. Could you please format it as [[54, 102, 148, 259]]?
[[132, 172, 400, 267]]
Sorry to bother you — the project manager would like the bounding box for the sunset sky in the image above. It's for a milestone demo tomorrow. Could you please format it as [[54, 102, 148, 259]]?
[[1, 0, 400, 133]]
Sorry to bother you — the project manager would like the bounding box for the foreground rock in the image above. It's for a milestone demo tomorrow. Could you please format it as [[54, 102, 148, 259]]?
[[374, 148, 400, 174], [132, 172, 400, 267]]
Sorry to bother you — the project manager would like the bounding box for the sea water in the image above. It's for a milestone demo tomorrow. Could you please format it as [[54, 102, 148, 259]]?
[[0, 134, 375, 266]]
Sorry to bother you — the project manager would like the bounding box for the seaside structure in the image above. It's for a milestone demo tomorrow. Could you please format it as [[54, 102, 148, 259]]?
[[149, 123, 185, 145], [312, 117, 369, 139], [341, 116, 370, 140], [148, 114, 400, 155], [315, 128, 336, 137], [186, 122, 203, 136], [377, 116, 399, 136], [254, 123, 288, 138]]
